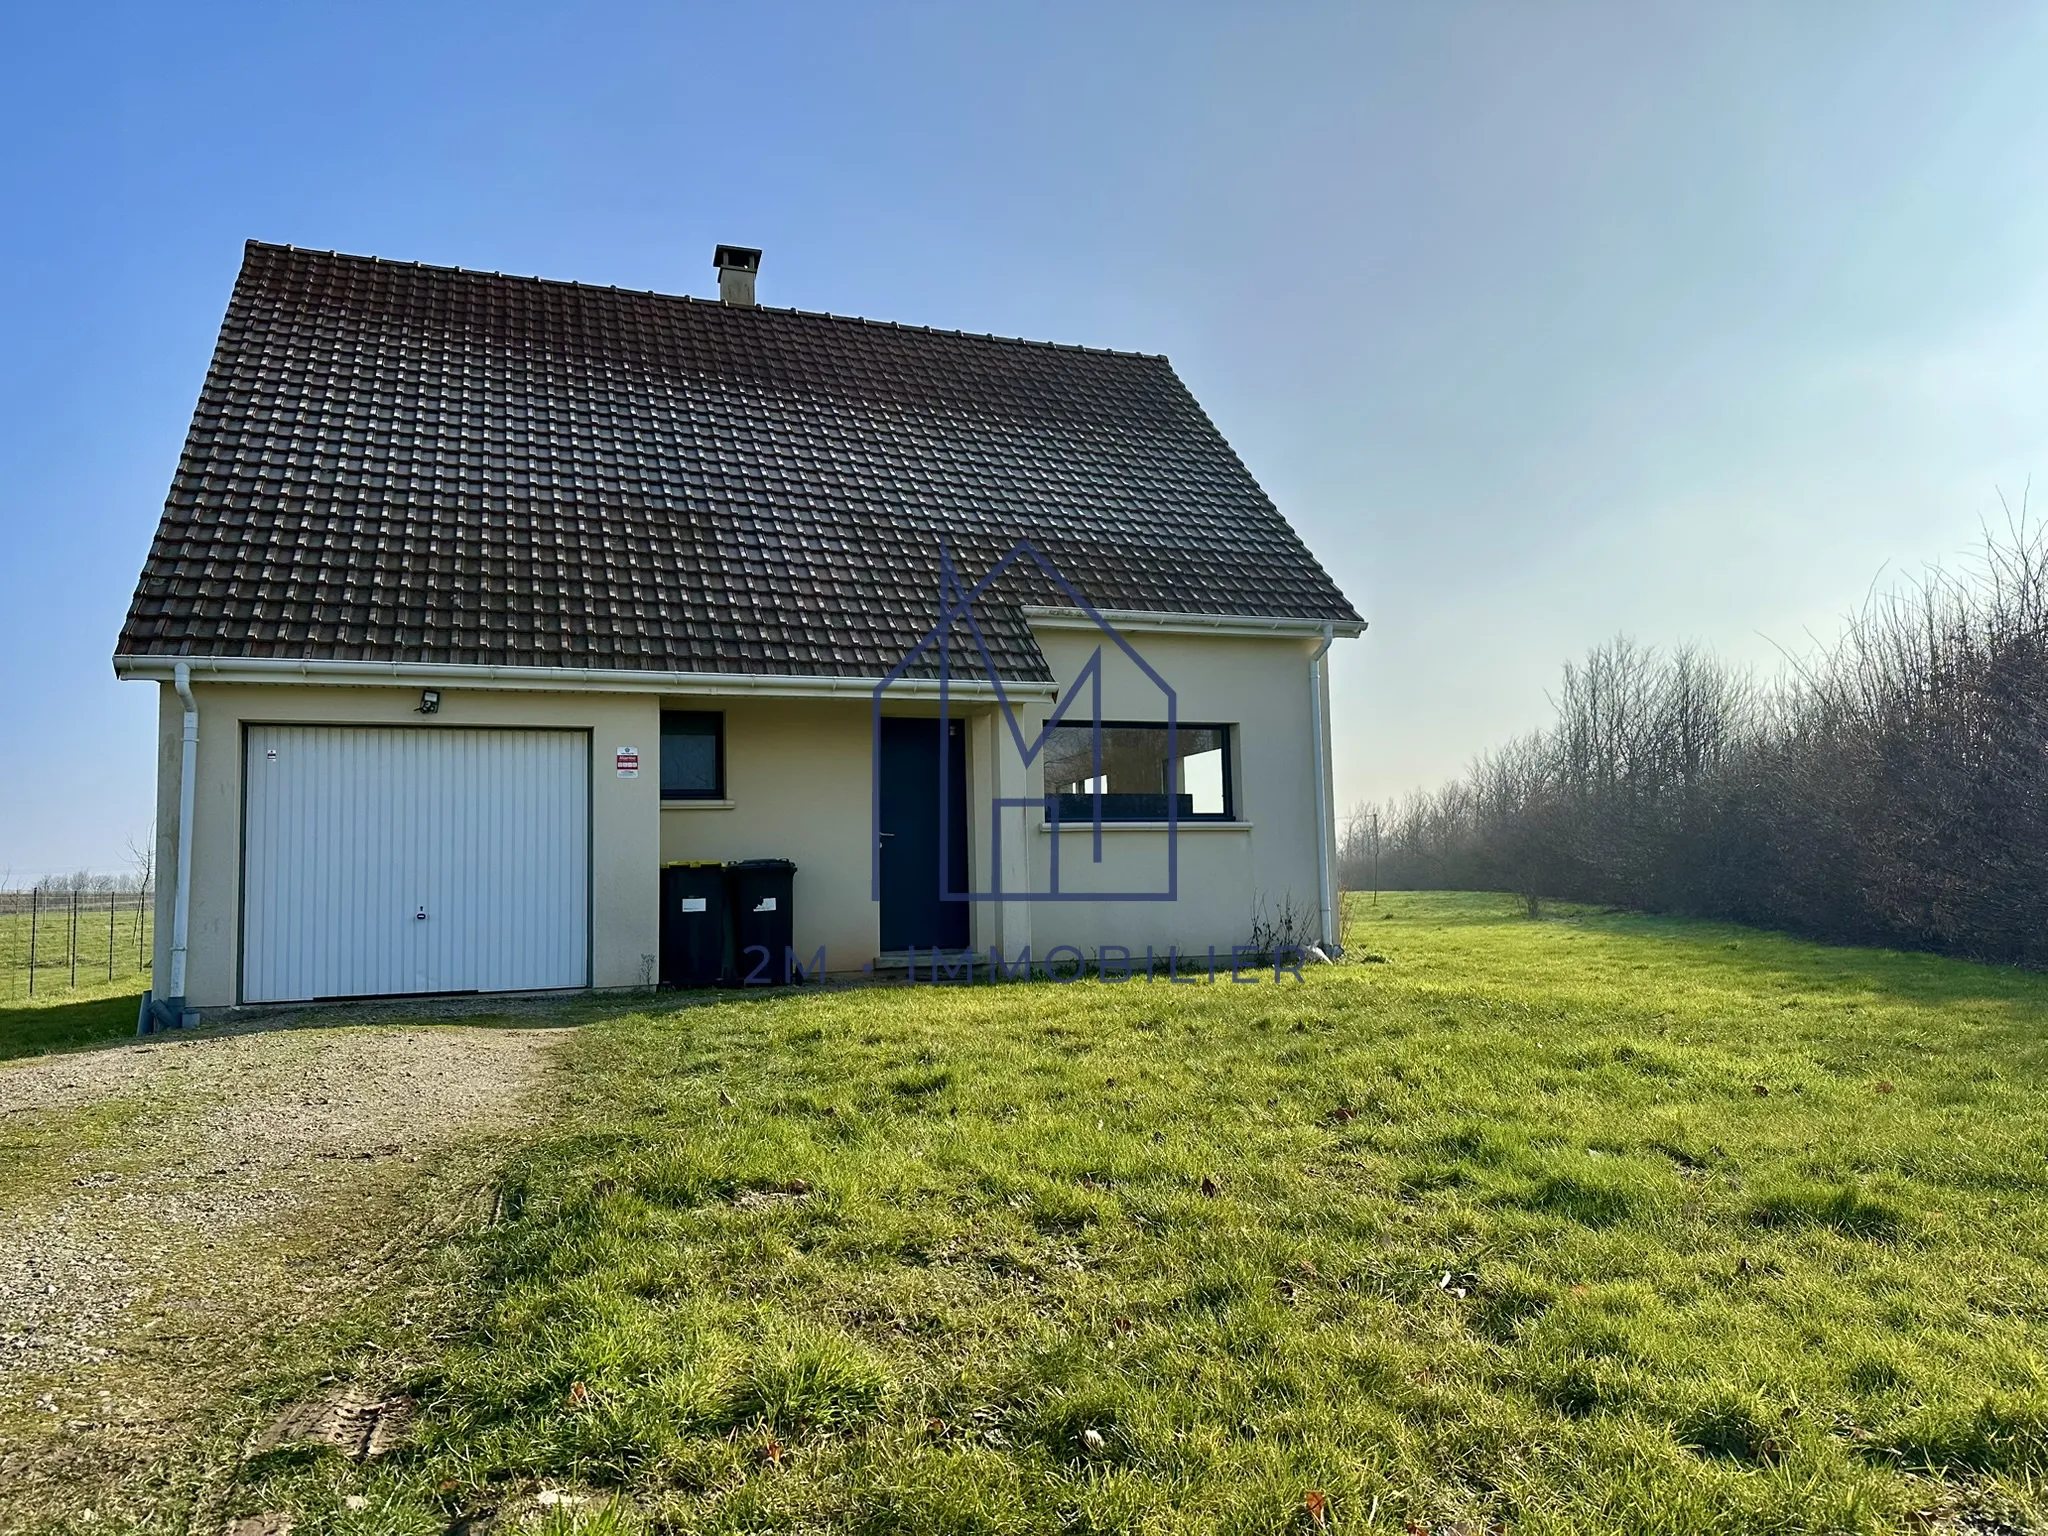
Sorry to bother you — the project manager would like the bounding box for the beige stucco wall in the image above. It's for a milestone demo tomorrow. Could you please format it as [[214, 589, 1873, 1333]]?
[[655, 695, 1053, 974], [1022, 627, 1330, 958], [152, 679, 659, 1009], [656, 695, 882, 972], [867, 624, 1336, 963], [144, 625, 1338, 1009]]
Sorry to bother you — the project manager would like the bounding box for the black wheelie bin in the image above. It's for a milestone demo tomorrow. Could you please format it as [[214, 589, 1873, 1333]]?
[[660, 861, 728, 987], [725, 859, 798, 984]]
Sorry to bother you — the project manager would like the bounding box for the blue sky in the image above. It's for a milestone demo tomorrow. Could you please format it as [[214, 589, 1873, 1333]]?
[[5, 2, 2048, 878]]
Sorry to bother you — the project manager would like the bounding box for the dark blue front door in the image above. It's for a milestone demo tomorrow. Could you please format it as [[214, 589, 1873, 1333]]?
[[878, 716, 970, 950]]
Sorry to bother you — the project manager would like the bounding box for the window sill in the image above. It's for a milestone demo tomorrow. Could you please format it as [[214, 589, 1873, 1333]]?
[[1038, 820, 1251, 833], [662, 798, 736, 810]]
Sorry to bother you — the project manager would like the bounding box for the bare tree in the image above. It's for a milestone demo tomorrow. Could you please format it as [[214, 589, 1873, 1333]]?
[[1354, 517, 2048, 965], [125, 828, 156, 896]]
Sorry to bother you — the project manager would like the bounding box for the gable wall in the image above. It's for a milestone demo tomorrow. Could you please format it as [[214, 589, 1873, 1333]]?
[[1023, 628, 1333, 959]]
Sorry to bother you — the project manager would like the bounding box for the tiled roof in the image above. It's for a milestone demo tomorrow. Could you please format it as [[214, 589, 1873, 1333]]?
[[116, 242, 1360, 682]]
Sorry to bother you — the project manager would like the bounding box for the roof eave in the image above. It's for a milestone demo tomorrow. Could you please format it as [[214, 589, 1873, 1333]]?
[[110, 653, 1062, 701], [1021, 606, 1366, 640]]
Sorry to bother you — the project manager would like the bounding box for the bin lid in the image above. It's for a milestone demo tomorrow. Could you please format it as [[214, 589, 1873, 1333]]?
[[727, 858, 797, 872]]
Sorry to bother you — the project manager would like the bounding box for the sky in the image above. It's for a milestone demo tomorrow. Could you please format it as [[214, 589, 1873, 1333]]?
[[5, 1, 2048, 880]]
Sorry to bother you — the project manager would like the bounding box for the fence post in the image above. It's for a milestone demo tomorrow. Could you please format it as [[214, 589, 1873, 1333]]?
[[70, 889, 79, 989], [109, 887, 117, 981], [28, 887, 38, 998]]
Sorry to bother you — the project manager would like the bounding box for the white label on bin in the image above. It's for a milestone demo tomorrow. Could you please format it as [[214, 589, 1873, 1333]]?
[[753, 896, 777, 912], [681, 896, 707, 913]]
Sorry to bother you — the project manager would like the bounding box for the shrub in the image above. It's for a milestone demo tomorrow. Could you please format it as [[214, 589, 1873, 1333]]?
[[1342, 518, 2048, 967]]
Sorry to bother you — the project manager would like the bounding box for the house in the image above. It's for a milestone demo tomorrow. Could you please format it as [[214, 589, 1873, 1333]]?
[[114, 241, 1362, 1018]]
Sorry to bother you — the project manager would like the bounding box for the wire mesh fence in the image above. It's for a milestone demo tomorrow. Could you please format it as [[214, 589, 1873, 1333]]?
[[0, 887, 154, 1001]]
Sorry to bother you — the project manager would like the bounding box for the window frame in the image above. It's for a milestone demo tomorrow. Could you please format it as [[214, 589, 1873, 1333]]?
[[659, 710, 726, 801], [1041, 719, 1236, 823]]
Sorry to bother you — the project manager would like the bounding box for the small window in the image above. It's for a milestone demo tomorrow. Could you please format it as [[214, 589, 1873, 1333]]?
[[661, 711, 724, 800], [1042, 723, 1233, 821]]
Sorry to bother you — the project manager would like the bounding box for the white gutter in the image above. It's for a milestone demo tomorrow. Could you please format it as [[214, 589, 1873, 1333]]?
[[163, 661, 198, 1029], [111, 654, 1060, 702], [1024, 605, 1367, 640], [1309, 622, 1336, 954]]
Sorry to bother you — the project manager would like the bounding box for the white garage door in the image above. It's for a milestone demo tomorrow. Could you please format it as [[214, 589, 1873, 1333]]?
[[241, 725, 590, 1003]]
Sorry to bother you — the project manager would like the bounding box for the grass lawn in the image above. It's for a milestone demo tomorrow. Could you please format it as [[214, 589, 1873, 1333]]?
[[0, 897, 152, 1062], [216, 895, 2048, 1532], [0, 900, 153, 1013], [0, 985, 146, 1062]]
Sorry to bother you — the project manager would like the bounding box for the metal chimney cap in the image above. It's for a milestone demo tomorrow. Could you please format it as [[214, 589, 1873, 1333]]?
[[713, 245, 762, 273]]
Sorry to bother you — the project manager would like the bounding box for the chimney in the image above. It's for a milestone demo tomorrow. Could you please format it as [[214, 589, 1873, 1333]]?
[[713, 244, 762, 306]]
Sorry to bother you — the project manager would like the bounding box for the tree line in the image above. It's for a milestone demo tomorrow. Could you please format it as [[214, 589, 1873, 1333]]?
[[1341, 519, 2048, 967]]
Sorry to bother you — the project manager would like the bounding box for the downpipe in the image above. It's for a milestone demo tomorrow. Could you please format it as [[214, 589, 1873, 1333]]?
[[146, 662, 199, 1032], [1308, 622, 1337, 956]]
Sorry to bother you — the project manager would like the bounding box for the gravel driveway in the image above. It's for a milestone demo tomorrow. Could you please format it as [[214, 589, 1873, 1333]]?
[[0, 1015, 568, 1531]]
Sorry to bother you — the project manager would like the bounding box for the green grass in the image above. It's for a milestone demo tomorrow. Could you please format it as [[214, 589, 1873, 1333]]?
[[0, 900, 153, 1007], [0, 1090, 147, 1205], [0, 989, 146, 1060], [223, 895, 2048, 1532], [0, 897, 162, 1060], [0, 899, 152, 1060]]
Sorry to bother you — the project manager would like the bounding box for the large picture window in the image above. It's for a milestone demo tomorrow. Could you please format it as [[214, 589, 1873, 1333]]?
[[660, 711, 725, 800], [1042, 722, 1233, 821]]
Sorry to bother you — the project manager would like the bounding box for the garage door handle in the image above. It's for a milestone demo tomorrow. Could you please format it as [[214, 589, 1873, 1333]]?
[[415, 907, 429, 921]]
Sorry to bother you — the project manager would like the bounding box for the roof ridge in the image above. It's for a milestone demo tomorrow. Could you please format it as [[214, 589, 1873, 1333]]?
[[245, 239, 1170, 364]]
